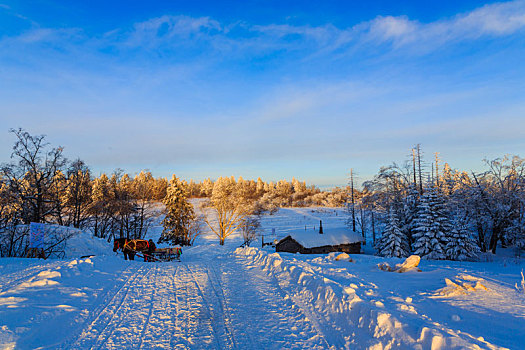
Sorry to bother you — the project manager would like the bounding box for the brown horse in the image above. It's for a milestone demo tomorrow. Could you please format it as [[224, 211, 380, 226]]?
[[113, 238, 151, 260]]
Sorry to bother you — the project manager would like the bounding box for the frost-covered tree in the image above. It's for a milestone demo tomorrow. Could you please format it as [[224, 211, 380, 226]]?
[[1, 128, 67, 224], [402, 184, 419, 249], [205, 176, 253, 245], [445, 221, 479, 261], [412, 187, 451, 259], [64, 159, 92, 229], [377, 207, 410, 258], [160, 175, 195, 245]]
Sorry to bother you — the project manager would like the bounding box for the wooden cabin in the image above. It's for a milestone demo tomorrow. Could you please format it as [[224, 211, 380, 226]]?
[[275, 227, 363, 254]]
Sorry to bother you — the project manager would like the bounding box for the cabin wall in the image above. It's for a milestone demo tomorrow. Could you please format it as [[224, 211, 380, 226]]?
[[308, 243, 361, 254], [276, 237, 362, 255], [276, 238, 305, 253]]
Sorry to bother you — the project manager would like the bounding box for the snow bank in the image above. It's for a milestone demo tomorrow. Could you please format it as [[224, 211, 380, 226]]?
[[65, 229, 112, 258], [0, 255, 126, 349], [433, 276, 488, 297], [378, 255, 421, 273], [235, 247, 499, 349]]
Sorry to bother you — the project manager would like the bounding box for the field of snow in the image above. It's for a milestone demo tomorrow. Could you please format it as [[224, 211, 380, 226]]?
[[0, 206, 523, 349]]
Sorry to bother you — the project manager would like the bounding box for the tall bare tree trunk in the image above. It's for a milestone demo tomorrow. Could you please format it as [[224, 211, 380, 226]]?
[[412, 148, 417, 188], [360, 205, 365, 245], [435, 152, 440, 189], [351, 169, 356, 232], [416, 144, 423, 195]]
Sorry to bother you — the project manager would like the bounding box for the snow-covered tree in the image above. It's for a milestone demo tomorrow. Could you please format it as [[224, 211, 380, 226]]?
[[205, 176, 253, 245], [412, 187, 451, 259], [445, 221, 480, 261], [402, 184, 419, 249], [160, 175, 195, 245], [64, 159, 92, 229], [377, 207, 410, 258]]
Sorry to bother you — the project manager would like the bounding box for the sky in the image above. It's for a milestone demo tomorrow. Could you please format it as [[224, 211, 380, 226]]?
[[0, 0, 524, 187]]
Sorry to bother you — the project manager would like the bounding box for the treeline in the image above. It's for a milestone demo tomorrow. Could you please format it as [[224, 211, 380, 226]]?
[[353, 146, 525, 259], [0, 129, 346, 256], [0, 129, 172, 256], [185, 176, 349, 210]]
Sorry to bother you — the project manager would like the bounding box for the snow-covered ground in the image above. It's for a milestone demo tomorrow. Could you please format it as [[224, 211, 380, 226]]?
[[0, 206, 523, 349]]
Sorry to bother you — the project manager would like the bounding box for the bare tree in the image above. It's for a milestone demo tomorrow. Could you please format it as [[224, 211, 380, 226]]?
[[64, 159, 92, 228], [240, 216, 261, 247], [1, 128, 67, 224]]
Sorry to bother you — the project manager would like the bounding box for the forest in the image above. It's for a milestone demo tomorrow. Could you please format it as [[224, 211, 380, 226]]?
[[0, 129, 523, 260], [0, 129, 347, 256]]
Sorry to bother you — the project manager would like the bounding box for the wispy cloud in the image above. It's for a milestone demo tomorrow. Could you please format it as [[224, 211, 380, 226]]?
[[2, 1, 524, 59], [366, 0, 525, 48], [124, 15, 222, 47], [1, 1, 524, 183]]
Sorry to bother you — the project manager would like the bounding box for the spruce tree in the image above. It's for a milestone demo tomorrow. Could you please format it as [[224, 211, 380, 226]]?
[[445, 221, 479, 261], [160, 175, 195, 245], [402, 184, 419, 250], [412, 187, 450, 259], [377, 207, 410, 258]]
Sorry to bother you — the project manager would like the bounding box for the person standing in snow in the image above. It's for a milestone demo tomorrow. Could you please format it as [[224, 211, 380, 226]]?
[[146, 239, 156, 262]]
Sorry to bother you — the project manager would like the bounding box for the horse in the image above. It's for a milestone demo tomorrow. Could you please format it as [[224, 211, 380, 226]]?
[[113, 238, 151, 260]]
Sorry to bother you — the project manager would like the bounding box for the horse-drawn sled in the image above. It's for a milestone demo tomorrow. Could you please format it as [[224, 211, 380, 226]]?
[[113, 238, 182, 262]]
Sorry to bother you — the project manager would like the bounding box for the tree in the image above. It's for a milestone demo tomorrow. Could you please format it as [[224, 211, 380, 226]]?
[[348, 169, 356, 232], [445, 220, 479, 261], [160, 175, 195, 246], [132, 171, 155, 238], [240, 216, 260, 247], [402, 184, 419, 249], [89, 173, 114, 239], [1, 128, 67, 224], [63, 159, 92, 228], [205, 176, 252, 245], [412, 187, 451, 259], [377, 206, 410, 258]]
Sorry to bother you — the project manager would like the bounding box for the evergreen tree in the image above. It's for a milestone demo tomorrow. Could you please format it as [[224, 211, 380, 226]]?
[[402, 184, 419, 250], [412, 187, 451, 259], [445, 221, 479, 261], [377, 206, 410, 258], [160, 175, 195, 245]]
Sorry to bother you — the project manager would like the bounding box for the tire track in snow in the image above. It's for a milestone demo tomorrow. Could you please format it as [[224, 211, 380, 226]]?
[[232, 255, 335, 350], [136, 264, 160, 350], [136, 263, 187, 349], [64, 264, 149, 349], [91, 265, 157, 349], [185, 262, 236, 349]]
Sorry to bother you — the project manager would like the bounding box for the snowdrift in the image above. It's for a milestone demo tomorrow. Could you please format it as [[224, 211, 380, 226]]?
[[235, 247, 500, 349]]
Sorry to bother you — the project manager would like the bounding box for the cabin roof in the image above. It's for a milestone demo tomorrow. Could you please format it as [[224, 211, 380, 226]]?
[[278, 227, 363, 248]]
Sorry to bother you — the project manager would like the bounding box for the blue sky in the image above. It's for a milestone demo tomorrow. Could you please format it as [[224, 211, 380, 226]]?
[[1, 1, 524, 187]]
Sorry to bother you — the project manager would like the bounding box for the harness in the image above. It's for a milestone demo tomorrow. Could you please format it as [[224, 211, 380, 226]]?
[[120, 239, 149, 251]]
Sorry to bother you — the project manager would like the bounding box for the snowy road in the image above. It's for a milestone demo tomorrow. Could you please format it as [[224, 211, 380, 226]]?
[[1, 241, 523, 349], [50, 251, 328, 350]]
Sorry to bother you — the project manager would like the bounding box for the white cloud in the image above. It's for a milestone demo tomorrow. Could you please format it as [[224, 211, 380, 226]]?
[[2, 1, 524, 58], [251, 1, 525, 51], [126, 15, 222, 47], [367, 0, 525, 48]]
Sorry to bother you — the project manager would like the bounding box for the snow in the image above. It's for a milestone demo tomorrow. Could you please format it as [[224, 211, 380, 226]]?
[[65, 228, 113, 258], [0, 206, 524, 349], [236, 247, 525, 349], [282, 226, 364, 248]]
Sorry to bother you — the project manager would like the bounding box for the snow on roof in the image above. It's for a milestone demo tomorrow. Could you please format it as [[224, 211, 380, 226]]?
[[280, 227, 364, 248]]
